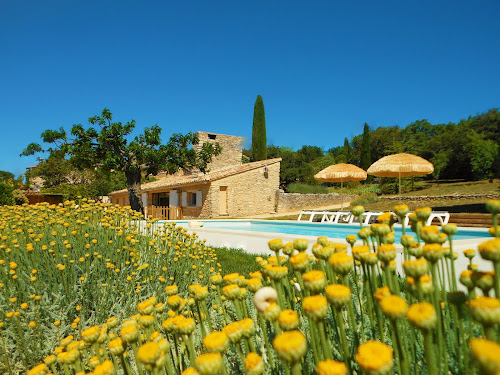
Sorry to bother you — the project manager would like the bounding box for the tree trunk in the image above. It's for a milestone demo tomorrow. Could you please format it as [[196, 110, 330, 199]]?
[[125, 169, 144, 214]]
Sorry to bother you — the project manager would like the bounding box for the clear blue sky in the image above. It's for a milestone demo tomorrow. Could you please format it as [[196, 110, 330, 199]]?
[[1, 1, 499, 176]]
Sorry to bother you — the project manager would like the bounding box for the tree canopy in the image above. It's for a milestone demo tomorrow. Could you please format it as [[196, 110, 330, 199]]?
[[22, 108, 221, 212]]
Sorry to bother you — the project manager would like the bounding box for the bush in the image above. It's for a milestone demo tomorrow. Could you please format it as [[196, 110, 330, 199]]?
[[287, 183, 330, 194], [349, 192, 380, 207], [0, 182, 14, 205]]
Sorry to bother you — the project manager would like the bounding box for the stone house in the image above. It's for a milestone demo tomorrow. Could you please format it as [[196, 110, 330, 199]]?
[[109, 132, 281, 219]]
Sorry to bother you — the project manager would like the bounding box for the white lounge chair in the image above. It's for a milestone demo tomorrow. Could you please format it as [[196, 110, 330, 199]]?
[[403, 211, 450, 227]]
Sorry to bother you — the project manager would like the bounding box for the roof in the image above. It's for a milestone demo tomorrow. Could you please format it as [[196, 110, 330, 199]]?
[[109, 158, 282, 195]]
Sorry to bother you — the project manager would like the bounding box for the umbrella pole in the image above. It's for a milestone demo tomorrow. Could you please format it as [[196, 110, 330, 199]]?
[[399, 172, 402, 195], [340, 179, 343, 211]]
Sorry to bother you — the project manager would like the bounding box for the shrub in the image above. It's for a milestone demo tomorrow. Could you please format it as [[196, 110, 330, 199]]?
[[287, 183, 330, 194], [349, 192, 380, 207]]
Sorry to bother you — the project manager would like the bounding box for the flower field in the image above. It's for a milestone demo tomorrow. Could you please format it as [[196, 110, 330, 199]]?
[[1, 200, 500, 375]]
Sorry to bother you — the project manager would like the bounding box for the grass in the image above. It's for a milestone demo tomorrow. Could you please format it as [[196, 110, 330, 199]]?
[[214, 247, 267, 276]]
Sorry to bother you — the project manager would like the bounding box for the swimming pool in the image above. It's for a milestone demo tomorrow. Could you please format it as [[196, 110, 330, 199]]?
[[172, 219, 490, 242]]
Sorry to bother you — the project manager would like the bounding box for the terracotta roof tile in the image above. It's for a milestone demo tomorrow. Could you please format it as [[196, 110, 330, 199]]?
[[109, 158, 281, 195]]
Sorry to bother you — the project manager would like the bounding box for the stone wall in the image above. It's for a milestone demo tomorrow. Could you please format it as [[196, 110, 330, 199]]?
[[276, 191, 358, 213], [194, 131, 243, 171], [208, 162, 280, 218], [383, 194, 500, 201]]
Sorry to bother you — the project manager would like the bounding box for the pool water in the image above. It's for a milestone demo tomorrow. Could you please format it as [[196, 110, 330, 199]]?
[[174, 220, 490, 242]]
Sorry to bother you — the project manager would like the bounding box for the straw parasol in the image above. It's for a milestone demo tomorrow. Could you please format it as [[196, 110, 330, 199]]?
[[367, 153, 434, 194], [314, 163, 367, 210]]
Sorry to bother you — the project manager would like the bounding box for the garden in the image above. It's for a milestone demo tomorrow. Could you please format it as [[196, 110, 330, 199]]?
[[2, 199, 500, 375]]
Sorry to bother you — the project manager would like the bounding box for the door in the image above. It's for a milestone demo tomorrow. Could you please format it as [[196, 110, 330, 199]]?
[[219, 186, 228, 214]]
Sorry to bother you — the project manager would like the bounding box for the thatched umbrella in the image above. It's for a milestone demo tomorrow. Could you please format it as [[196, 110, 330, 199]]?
[[314, 163, 367, 210], [367, 153, 434, 194]]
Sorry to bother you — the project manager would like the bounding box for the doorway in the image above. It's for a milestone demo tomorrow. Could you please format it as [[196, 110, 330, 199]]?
[[219, 186, 228, 215]]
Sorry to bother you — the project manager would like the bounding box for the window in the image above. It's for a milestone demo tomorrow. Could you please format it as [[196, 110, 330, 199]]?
[[189, 192, 197, 206], [208, 134, 217, 140]]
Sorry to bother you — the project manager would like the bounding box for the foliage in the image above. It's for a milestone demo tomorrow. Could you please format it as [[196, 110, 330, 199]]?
[[378, 176, 424, 195], [22, 108, 221, 212], [349, 191, 380, 207], [360, 123, 372, 172], [214, 247, 266, 277], [252, 95, 267, 161], [287, 183, 330, 194], [0, 182, 15, 205]]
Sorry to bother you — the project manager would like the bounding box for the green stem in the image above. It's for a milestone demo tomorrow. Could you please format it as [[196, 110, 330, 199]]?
[[423, 331, 438, 375], [334, 307, 353, 375]]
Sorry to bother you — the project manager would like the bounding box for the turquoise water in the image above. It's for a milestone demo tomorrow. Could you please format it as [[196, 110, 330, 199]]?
[[174, 220, 490, 242]]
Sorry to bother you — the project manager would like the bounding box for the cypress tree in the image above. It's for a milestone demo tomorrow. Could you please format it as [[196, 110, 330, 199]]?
[[252, 95, 267, 161], [360, 123, 371, 173], [343, 138, 352, 164]]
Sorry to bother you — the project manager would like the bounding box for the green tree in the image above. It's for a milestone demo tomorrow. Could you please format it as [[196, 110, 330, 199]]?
[[252, 95, 267, 161], [0, 182, 14, 205], [466, 131, 499, 180], [22, 108, 221, 212], [360, 123, 372, 180], [343, 138, 352, 163]]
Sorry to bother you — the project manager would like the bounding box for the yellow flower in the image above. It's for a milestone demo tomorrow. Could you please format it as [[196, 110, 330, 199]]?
[[120, 324, 139, 343], [329, 252, 354, 275], [406, 302, 436, 331], [181, 368, 200, 375], [352, 245, 370, 261], [137, 341, 161, 365], [245, 352, 264, 375], [394, 204, 409, 218], [302, 270, 327, 293], [355, 340, 393, 375], [317, 359, 347, 375], [344, 235, 357, 247], [351, 205, 365, 217], [264, 264, 288, 280], [373, 286, 391, 303], [246, 278, 263, 293], [93, 360, 115, 375], [165, 285, 179, 296], [325, 284, 351, 308], [303, 295, 328, 320], [82, 325, 100, 343], [273, 330, 307, 363], [108, 337, 125, 356], [222, 284, 240, 300], [289, 252, 309, 272], [223, 321, 243, 343], [27, 363, 48, 375], [403, 258, 428, 278], [469, 296, 500, 326], [377, 244, 396, 263], [460, 269, 474, 289], [380, 295, 408, 320], [268, 238, 283, 252], [223, 273, 240, 284], [470, 338, 500, 374], [478, 238, 500, 263], [293, 238, 309, 252], [203, 331, 229, 353], [422, 243, 443, 263], [195, 352, 223, 375], [278, 309, 300, 331], [240, 318, 255, 337]]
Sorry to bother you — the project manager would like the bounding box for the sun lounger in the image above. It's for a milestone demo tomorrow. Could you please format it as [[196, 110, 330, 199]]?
[[403, 211, 450, 227]]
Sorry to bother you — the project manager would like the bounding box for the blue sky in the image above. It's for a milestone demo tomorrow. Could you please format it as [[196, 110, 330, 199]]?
[[1, 1, 499, 177]]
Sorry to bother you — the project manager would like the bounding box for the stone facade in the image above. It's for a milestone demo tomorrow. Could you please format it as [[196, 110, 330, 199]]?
[[276, 191, 358, 213], [194, 131, 243, 172]]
